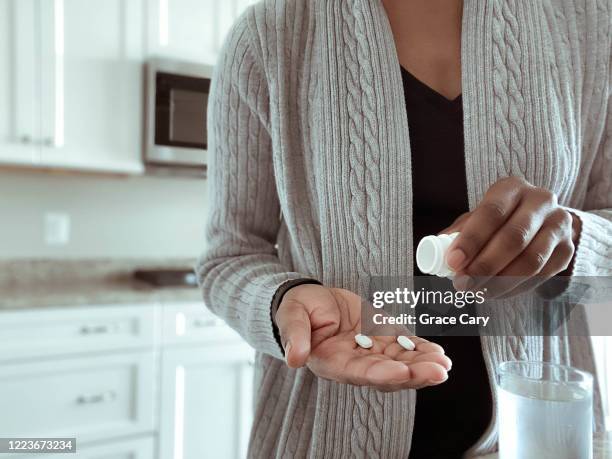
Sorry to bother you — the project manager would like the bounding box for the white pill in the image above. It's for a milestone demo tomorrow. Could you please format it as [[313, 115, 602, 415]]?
[[355, 334, 373, 349], [397, 336, 416, 351]]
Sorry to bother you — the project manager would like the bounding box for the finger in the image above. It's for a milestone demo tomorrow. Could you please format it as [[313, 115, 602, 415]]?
[[310, 345, 449, 391], [348, 357, 448, 389], [459, 196, 552, 286], [446, 178, 525, 272], [382, 337, 446, 360], [275, 301, 311, 368], [485, 213, 572, 297], [500, 213, 574, 277], [536, 240, 575, 276], [397, 350, 453, 371], [400, 361, 449, 387], [498, 239, 575, 298], [411, 337, 445, 354], [373, 362, 451, 392], [342, 355, 411, 386], [383, 336, 445, 354]]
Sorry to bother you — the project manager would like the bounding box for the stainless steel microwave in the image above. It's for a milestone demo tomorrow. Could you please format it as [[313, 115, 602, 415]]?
[[144, 58, 213, 170]]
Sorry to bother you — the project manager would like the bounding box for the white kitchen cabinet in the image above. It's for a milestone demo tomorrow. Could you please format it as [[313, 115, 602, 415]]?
[[38, 0, 145, 173], [0, 0, 145, 173], [0, 0, 42, 165], [0, 302, 255, 459], [0, 352, 155, 444], [160, 302, 242, 346], [0, 305, 156, 362], [146, 0, 257, 65], [159, 342, 255, 459], [0, 0, 255, 173]]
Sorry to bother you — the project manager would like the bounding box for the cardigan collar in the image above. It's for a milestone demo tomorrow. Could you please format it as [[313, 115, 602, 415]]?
[[316, 0, 573, 211]]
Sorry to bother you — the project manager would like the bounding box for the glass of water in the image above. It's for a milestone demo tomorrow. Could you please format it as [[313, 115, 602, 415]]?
[[497, 361, 593, 459]]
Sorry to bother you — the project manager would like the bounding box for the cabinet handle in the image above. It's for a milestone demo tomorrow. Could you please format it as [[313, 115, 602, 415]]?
[[19, 135, 32, 144], [75, 391, 117, 405], [79, 324, 118, 335], [192, 318, 217, 328], [43, 138, 54, 147]]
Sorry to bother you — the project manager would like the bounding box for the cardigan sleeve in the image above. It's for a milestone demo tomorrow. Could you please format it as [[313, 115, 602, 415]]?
[[566, 70, 612, 277], [195, 13, 309, 360]]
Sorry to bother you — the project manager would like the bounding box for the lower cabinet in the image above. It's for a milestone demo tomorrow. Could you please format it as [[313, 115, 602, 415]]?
[[158, 341, 255, 459], [0, 353, 155, 443], [0, 303, 256, 459]]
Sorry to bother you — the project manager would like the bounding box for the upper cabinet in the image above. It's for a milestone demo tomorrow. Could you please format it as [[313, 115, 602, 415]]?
[[39, 0, 146, 173], [0, 0, 42, 166], [147, 0, 257, 65], [0, 0, 253, 174], [0, 0, 145, 173]]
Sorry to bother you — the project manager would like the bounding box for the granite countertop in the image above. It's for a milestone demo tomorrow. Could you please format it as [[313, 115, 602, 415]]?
[[0, 259, 202, 310]]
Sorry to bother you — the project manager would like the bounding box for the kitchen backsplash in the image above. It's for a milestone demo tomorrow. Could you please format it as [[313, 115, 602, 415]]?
[[0, 170, 208, 259]]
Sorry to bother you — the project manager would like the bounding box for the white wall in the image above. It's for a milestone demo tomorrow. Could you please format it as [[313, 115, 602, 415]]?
[[0, 170, 208, 259]]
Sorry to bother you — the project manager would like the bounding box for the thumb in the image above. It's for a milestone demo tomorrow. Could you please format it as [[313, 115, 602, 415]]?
[[275, 301, 312, 368]]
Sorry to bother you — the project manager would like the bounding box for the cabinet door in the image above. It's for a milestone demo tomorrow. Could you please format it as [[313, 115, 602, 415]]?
[[0, 352, 155, 444], [159, 343, 255, 459], [38, 0, 145, 173], [0, 304, 156, 362], [160, 302, 242, 347], [0, 0, 41, 165], [147, 0, 257, 65]]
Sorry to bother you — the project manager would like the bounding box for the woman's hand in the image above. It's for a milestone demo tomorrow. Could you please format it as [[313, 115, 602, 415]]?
[[441, 176, 582, 297], [275, 283, 451, 392]]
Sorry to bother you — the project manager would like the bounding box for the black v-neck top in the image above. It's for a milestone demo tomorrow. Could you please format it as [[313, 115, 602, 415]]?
[[402, 66, 493, 459]]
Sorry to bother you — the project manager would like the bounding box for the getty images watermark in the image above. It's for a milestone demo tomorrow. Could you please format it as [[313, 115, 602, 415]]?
[[371, 285, 490, 327], [360, 276, 612, 337]]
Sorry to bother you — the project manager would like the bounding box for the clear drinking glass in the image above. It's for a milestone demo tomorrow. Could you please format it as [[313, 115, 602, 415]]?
[[497, 361, 593, 459]]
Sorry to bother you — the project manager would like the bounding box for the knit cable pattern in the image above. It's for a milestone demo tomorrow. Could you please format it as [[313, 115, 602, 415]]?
[[492, 0, 529, 177], [353, 1, 386, 457], [340, 2, 373, 455], [354, 0, 383, 278], [491, 0, 532, 360], [492, 0, 513, 176], [342, 0, 387, 456], [342, 0, 369, 287], [504, 0, 527, 175]]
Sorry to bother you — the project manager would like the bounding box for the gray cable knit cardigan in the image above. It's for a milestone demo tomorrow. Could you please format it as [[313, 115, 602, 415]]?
[[196, 0, 612, 457]]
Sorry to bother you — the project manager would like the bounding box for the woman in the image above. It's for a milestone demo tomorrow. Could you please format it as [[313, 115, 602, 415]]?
[[197, 0, 611, 457]]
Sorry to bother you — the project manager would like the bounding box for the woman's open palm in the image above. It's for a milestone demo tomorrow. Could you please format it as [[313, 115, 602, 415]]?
[[275, 284, 451, 391]]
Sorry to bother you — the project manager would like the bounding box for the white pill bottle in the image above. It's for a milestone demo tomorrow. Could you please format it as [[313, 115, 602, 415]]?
[[416, 232, 459, 278]]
